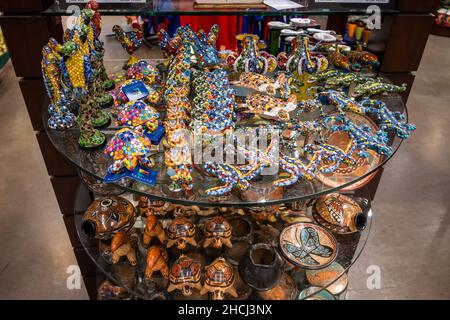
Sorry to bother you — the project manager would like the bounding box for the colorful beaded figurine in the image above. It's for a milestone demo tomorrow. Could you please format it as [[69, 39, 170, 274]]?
[[59, 39, 107, 149], [116, 100, 163, 143], [126, 60, 162, 86], [352, 80, 407, 98], [323, 114, 392, 157], [244, 93, 298, 122], [112, 24, 142, 69], [237, 72, 296, 99], [227, 34, 276, 74], [344, 43, 380, 70], [324, 72, 372, 89], [277, 35, 328, 76], [327, 45, 355, 71], [104, 128, 157, 185], [358, 99, 416, 139], [191, 68, 236, 134], [42, 39, 76, 129]]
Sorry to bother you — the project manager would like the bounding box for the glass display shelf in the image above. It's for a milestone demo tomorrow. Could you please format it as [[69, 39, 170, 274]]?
[[74, 187, 373, 300], [4, 0, 399, 17], [43, 58, 406, 208]]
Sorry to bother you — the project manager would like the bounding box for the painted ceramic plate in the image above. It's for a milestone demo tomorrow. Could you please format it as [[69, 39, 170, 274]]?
[[316, 113, 383, 191], [305, 262, 348, 295], [298, 287, 336, 300], [313, 193, 366, 234], [279, 222, 338, 269]]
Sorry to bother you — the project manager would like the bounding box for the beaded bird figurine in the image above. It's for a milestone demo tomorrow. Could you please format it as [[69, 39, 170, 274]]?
[[112, 24, 143, 69]]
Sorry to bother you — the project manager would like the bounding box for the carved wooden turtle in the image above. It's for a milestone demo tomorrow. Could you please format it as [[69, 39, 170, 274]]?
[[145, 246, 169, 279], [203, 216, 232, 249], [200, 257, 237, 300], [81, 196, 136, 239], [167, 255, 202, 296], [143, 213, 166, 245], [166, 217, 197, 250], [110, 231, 137, 266]]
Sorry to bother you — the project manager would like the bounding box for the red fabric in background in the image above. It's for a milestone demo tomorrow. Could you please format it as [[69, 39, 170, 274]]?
[[180, 16, 237, 50]]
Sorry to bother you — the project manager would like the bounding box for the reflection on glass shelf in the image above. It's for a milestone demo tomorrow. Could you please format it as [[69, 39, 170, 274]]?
[[35, 0, 400, 16]]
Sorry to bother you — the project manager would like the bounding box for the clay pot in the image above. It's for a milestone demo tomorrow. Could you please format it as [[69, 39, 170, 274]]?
[[258, 273, 297, 300], [238, 243, 283, 291], [228, 216, 253, 243], [313, 193, 366, 234], [81, 196, 136, 240], [225, 241, 250, 266]]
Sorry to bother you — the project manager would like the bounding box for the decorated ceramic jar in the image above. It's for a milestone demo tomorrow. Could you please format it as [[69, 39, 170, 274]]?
[[313, 193, 367, 234], [200, 257, 238, 300], [203, 216, 233, 249], [166, 217, 197, 250], [81, 196, 136, 239], [167, 255, 202, 296]]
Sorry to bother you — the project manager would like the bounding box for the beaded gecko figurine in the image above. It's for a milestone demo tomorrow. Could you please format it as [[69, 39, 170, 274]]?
[[42, 40, 76, 129], [352, 80, 407, 98], [344, 43, 380, 70]]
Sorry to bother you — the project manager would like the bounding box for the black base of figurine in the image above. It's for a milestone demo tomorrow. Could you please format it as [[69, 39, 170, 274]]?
[[99, 98, 114, 109], [78, 137, 107, 151], [104, 82, 116, 92], [92, 116, 111, 129]]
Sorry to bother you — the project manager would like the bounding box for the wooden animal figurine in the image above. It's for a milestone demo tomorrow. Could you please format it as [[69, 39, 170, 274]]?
[[200, 257, 238, 300], [203, 217, 233, 249], [143, 213, 166, 245], [110, 232, 137, 266], [166, 218, 198, 250], [145, 246, 169, 279], [167, 255, 202, 296]]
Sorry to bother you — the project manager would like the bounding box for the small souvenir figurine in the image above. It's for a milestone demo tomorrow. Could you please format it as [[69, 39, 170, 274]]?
[[81, 196, 136, 239], [352, 80, 407, 98], [42, 40, 76, 129], [112, 24, 142, 69], [200, 257, 238, 300], [203, 216, 233, 249], [279, 222, 338, 269], [59, 39, 108, 149], [145, 246, 169, 279], [345, 43, 380, 70], [227, 34, 276, 74], [327, 45, 354, 71], [313, 193, 367, 234], [143, 213, 166, 245], [167, 255, 202, 296], [244, 93, 298, 122], [166, 218, 197, 250], [111, 231, 137, 266], [104, 128, 157, 185], [116, 100, 164, 144], [277, 35, 328, 76], [126, 60, 162, 86], [237, 72, 295, 98]]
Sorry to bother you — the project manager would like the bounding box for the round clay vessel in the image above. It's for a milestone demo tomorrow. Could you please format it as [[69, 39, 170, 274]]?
[[228, 216, 253, 243], [238, 243, 283, 291], [305, 261, 348, 295], [313, 193, 367, 234], [298, 287, 335, 300], [279, 222, 338, 270], [81, 196, 136, 239]]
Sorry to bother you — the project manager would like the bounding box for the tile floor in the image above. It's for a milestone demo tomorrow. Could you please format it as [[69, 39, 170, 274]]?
[[0, 19, 449, 299]]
